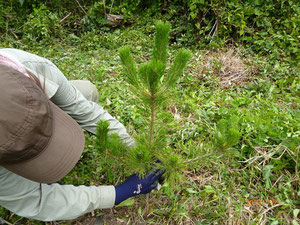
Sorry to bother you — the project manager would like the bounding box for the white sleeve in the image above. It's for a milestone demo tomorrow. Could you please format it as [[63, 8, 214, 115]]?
[[0, 167, 115, 221]]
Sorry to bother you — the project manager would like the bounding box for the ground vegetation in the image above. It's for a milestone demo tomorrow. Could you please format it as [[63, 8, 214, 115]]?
[[0, 1, 299, 224]]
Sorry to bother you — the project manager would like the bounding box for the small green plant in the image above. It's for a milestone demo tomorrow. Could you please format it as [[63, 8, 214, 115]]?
[[95, 21, 191, 184], [23, 4, 62, 42]]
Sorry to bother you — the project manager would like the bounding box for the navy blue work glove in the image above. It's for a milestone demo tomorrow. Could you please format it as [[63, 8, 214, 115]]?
[[114, 169, 164, 205]]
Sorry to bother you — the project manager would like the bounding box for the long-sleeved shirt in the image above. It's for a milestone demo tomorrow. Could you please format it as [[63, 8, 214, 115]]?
[[0, 48, 135, 221]]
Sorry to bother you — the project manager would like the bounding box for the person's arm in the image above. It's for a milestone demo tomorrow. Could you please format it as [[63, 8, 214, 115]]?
[[0, 48, 135, 147], [0, 167, 115, 221]]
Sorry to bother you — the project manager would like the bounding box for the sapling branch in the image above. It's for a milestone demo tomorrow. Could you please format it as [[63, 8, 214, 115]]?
[[184, 150, 221, 163], [153, 21, 170, 65], [119, 46, 138, 88]]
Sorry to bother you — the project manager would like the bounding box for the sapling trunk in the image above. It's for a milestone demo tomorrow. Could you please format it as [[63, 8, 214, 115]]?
[[149, 97, 155, 145]]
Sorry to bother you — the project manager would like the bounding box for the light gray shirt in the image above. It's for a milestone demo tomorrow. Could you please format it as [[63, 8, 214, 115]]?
[[0, 48, 135, 221]]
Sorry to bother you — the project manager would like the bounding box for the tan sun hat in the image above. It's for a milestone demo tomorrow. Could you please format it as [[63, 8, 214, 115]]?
[[0, 64, 85, 183]]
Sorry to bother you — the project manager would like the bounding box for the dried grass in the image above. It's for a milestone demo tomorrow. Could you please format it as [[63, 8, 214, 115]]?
[[190, 49, 258, 88], [239, 145, 298, 172]]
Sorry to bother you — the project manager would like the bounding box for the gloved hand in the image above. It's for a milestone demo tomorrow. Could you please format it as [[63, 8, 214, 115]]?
[[114, 169, 164, 205]]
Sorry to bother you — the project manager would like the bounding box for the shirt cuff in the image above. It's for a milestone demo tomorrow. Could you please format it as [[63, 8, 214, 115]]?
[[96, 185, 116, 208]]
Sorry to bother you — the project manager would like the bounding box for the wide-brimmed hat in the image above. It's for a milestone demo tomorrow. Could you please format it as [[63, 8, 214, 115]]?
[[0, 65, 85, 183]]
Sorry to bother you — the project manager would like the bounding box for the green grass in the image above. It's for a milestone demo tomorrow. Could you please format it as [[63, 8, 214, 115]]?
[[0, 21, 299, 225]]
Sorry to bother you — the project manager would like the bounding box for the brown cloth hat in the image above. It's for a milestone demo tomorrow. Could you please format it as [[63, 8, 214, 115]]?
[[0, 65, 85, 183]]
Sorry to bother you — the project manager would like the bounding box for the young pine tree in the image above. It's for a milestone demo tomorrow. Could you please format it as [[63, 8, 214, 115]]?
[[118, 21, 191, 181], [95, 21, 191, 184]]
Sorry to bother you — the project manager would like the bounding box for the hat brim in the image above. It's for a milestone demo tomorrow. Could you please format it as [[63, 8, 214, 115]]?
[[4, 100, 85, 183]]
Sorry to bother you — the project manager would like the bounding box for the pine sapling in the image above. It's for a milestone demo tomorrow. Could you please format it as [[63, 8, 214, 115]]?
[[95, 21, 191, 185], [118, 21, 191, 182]]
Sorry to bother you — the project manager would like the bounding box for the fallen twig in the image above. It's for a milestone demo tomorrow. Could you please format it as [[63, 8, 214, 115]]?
[[59, 12, 72, 23], [75, 0, 87, 15], [210, 20, 218, 44], [208, 20, 217, 37], [272, 174, 283, 188], [258, 204, 281, 224], [75, 0, 98, 28]]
